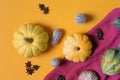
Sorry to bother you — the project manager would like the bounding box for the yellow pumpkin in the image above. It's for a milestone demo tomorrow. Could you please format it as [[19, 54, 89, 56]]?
[[63, 33, 92, 62], [13, 23, 49, 58]]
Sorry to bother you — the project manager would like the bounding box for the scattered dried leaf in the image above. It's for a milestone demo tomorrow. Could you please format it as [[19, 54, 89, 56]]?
[[39, 3, 49, 15], [25, 61, 40, 75]]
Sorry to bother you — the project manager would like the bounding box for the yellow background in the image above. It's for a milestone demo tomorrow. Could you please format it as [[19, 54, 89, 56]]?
[[0, 0, 120, 80]]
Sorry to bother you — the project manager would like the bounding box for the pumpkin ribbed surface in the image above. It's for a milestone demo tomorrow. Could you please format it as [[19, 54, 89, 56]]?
[[63, 33, 92, 62], [13, 23, 49, 58]]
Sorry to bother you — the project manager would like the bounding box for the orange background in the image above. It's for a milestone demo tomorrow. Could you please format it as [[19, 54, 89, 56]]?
[[1, 0, 120, 80]]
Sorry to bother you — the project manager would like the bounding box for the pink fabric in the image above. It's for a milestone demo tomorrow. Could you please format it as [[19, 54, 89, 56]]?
[[44, 8, 120, 80]]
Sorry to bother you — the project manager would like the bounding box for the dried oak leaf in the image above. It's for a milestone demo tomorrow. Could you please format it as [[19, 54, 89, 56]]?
[[26, 68, 34, 75], [25, 61, 32, 68], [32, 65, 40, 71]]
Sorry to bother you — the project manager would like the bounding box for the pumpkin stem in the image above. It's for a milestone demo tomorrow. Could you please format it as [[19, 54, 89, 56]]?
[[24, 38, 33, 43], [75, 47, 80, 51]]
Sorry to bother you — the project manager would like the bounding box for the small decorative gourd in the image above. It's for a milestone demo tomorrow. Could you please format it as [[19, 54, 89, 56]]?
[[50, 58, 60, 67], [51, 29, 63, 46], [113, 18, 120, 30], [101, 44, 120, 75], [13, 23, 49, 58], [63, 33, 92, 62], [78, 70, 98, 80], [74, 14, 86, 24]]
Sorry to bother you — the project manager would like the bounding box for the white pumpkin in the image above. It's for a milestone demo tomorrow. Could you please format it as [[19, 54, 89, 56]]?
[[78, 70, 98, 80]]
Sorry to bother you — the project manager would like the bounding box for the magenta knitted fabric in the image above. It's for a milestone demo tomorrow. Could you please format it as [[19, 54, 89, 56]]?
[[44, 8, 120, 80]]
